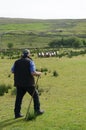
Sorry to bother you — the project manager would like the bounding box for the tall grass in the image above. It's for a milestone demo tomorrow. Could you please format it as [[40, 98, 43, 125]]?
[[0, 55, 86, 129]]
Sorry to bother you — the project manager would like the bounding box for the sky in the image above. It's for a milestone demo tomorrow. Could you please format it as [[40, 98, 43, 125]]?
[[0, 0, 86, 19]]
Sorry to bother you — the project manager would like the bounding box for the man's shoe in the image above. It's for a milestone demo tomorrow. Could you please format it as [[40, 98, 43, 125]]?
[[15, 114, 24, 119], [35, 110, 44, 115]]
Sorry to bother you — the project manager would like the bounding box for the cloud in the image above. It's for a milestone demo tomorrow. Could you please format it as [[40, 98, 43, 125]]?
[[0, 0, 86, 19]]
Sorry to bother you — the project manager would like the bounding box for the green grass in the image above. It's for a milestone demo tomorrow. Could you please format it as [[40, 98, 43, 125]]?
[[0, 55, 86, 129], [0, 23, 49, 32], [0, 18, 86, 49]]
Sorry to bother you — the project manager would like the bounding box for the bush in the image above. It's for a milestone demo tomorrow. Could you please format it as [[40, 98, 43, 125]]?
[[0, 84, 11, 96], [40, 67, 48, 72], [1, 56, 4, 59], [53, 70, 59, 77], [7, 43, 13, 49], [11, 88, 16, 95], [49, 37, 83, 48]]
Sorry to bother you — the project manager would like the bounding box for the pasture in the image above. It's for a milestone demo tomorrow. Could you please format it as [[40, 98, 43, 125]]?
[[0, 54, 86, 130], [0, 18, 86, 49]]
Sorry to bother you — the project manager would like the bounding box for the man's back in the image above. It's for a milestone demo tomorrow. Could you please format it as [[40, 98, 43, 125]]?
[[14, 58, 34, 87]]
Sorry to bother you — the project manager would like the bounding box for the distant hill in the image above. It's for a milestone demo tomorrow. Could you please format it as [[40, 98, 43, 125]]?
[[0, 17, 86, 24], [0, 17, 86, 49]]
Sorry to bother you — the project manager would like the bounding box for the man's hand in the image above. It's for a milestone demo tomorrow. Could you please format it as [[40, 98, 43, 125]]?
[[31, 71, 42, 77]]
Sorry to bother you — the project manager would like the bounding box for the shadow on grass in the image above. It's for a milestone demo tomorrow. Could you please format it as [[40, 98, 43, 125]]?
[[0, 118, 24, 129], [0, 115, 37, 129]]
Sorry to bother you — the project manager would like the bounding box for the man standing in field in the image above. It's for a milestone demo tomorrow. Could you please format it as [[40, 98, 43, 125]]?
[[11, 49, 44, 119]]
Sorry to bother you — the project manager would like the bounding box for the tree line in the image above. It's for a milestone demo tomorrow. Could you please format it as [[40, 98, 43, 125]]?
[[49, 37, 86, 48]]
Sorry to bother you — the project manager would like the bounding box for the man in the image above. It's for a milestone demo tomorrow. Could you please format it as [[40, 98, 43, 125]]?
[[11, 49, 44, 119]]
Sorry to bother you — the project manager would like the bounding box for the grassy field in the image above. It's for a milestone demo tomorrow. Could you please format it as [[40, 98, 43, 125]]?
[[0, 18, 86, 49], [0, 54, 86, 130]]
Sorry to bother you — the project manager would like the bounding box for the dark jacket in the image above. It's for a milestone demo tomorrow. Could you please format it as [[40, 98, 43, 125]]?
[[13, 57, 35, 87]]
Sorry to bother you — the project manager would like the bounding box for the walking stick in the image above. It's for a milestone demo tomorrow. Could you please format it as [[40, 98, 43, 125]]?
[[25, 76, 39, 120]]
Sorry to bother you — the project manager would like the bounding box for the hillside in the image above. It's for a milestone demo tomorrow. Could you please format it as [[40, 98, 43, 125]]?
[[0, 56, 86, 129], [0, 18, 86, 49]]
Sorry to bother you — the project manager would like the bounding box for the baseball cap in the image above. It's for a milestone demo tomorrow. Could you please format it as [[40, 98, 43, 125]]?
[[23, 49, 30, 56]]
